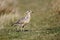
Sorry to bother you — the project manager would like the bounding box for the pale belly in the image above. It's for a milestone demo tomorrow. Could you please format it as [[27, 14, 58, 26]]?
[[24, 18, 30, 23]]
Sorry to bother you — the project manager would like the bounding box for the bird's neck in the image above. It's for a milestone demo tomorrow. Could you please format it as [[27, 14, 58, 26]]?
[[25, 13, 30, 18], [27, 13, 30, 17]]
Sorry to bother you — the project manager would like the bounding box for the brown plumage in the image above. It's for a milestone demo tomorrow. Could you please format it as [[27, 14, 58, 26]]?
[[11, 10, 32, 31]]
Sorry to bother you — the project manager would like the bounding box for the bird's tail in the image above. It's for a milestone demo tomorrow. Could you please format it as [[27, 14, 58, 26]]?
[[11, 22, 19, 26], [11, 23, 17, 26]]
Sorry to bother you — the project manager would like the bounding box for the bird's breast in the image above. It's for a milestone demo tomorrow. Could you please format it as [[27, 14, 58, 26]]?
[[24, 17, 30, 23]]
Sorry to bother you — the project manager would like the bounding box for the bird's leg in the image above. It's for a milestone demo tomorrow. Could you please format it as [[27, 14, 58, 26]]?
[[21, 25, 24, 31], [16, 26, 20, 32], [22, 25, 25, 28], [21, 24, 27, 31]]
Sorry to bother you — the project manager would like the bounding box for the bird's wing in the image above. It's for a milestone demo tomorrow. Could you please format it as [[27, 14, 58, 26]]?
[[15, 17, 25, 24]]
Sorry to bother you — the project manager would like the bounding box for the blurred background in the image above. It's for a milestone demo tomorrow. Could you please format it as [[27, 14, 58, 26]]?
[[0, 0, 60, 40]]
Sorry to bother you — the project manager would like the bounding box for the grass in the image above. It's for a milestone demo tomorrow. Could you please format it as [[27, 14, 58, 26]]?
[[0, 0, 60, 40]]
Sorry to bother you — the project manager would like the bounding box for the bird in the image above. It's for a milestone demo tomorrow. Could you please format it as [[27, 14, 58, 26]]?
[[11, 10, 32, 31]]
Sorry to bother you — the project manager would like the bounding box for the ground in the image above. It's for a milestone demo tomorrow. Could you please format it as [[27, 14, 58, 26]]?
[[0, 0, 60, 40]]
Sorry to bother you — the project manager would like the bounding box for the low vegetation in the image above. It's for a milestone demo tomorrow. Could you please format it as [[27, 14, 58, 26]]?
[[0, 0, 60, 40]]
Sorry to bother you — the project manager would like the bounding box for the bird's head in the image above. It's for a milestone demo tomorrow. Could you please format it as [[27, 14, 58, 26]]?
[[26, 10, 32, 14]]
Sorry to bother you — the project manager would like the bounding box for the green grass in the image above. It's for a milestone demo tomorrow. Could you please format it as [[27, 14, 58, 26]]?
[[0, 0, 60, 40]]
